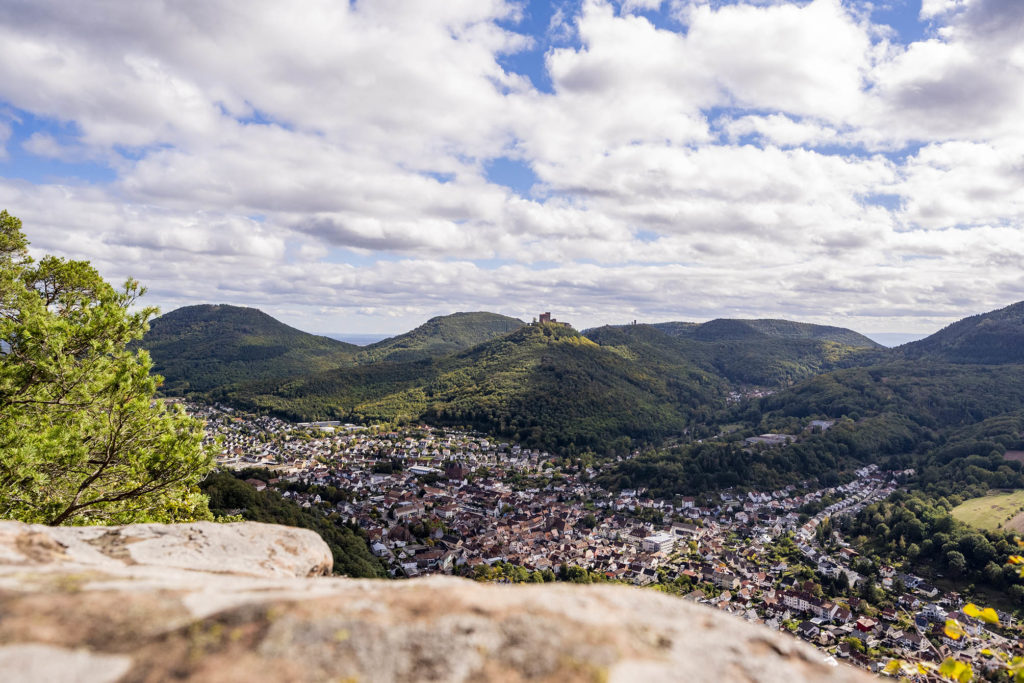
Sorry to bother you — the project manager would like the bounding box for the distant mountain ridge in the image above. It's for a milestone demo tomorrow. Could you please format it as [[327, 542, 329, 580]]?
[[586, 319, 879, 387], [651, 318, 880, 347], [214, 311, 883, 453], [599, 300, 1024, 497], [143, 307, 526, 395]]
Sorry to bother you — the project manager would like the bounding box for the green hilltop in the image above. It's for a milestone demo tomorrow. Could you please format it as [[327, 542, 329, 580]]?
[[227, 322, 725, 456], [601, 301, 1024, 498], [588, 319, 880, 387], [144, 305, 897, 456], [355, 312, 525, 364], [652, 317, 880, 347], [145, 300, 1024, 474], [142, 304, 357, 394], [143, 307, 525, 395]]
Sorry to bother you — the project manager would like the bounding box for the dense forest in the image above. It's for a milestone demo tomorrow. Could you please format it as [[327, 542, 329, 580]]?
[[897, 300, 1024, 365], [354, 311, 524, 364], [588, 320, 879, 387], [841, 491, 1024, 604], [151, 300, 1024, 501], [226, 323, 725, 455], [143, 306, 525, 396], [601, 365, 1024, 497], [142, 304, 357, 394], [145, 305, 889, 456]]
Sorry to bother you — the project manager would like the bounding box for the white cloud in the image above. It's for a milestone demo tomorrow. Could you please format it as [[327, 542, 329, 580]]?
[[718, 114, 839, 147], [0, 0, 1021, 335], [683, 0, 872, 122], [897, 140, 1024, 230], [920, 0, 971, 20], [21, 133, 62, 159]]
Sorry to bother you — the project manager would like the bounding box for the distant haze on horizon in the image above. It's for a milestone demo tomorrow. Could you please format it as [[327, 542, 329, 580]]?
[[1, 0, 1022, 335], [862, 332, 929, 348]]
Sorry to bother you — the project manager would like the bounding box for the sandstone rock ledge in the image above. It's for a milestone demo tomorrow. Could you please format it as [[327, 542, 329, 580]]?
[[0, 521, 869, 683]]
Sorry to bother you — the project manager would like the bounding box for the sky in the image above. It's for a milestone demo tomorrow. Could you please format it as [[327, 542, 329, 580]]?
[[1, 0, 1022, 336]]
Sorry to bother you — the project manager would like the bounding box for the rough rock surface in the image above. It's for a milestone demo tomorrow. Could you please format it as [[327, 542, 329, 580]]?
[[0, 521, 870, 682], [0, 520, 333, 579]]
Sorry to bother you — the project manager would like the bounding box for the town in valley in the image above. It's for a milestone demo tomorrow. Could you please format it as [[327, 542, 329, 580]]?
[[186, 401, 1018, 677]]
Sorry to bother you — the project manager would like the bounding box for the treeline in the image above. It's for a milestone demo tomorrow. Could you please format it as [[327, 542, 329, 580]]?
[[596, 415, 914, 496], [468, 560, 610, 585], [201, 470, 386, 578], [754, 363, 1024, 430], [821, 413, 1024, 602], [840, 491, 1024, 603], [588, 322, 877, 388], [899, 301, 1024, 365]]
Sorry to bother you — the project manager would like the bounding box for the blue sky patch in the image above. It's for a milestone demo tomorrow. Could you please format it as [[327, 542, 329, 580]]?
[[485, 156, 539, 195], [870, 0, 929, 44], [0, 109, 115, 184]]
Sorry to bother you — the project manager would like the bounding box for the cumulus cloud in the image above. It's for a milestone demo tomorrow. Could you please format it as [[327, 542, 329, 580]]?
[[920, 0, 970, 20], [897, 140, 1024, 230], [0, 0, 1021, 335], [683, 0, 872, 122], [717, 114, 840, 148]]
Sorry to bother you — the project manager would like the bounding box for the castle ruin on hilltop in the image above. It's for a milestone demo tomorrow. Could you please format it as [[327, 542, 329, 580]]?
[[534, 311, 571, 327]]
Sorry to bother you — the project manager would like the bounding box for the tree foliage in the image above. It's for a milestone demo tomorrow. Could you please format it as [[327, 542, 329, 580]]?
[[0, 210, 214, 525], [841, 491, 1024, 599], [201, 471, 385, 578]]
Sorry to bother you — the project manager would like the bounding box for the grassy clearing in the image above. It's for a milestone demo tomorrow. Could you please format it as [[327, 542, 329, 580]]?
[[952, 490, 1024, 533]]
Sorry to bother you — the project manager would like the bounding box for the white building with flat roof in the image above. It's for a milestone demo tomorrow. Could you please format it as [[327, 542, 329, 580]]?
[[642, 533, 676, 554]]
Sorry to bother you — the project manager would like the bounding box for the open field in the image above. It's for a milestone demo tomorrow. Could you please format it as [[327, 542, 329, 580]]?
[[952, 490, 1024, 533], [1004, 450, 1024, 463]]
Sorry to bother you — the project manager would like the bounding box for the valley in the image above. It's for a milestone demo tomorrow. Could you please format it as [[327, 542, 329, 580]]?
[[147, 299, 1024, 679], [188, 399, 1016, 675]]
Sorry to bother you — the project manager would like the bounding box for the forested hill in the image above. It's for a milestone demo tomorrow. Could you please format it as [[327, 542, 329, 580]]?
[[652, 318, 880, 347], [226, 322, 726, 456], [897, 300, 1024, 364], [586, 319, 880, 387], [355, 312, 525, 364], [600, 360, 1024, 497], [144, 307, 527, 395], [594, 304, 1024, 497], [147, 300, 1024, 468], [142, 304, 358, 394]]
